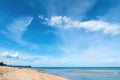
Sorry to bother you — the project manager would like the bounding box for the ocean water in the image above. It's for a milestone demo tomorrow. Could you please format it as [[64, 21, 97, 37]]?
[[32, 67, 120, 80]]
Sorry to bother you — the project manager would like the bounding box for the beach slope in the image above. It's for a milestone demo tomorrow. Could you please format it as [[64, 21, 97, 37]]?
[[0, 66, 68, 80]]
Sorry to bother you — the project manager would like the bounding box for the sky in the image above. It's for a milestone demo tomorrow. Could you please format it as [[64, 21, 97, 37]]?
[[0, 0, 120, 67]]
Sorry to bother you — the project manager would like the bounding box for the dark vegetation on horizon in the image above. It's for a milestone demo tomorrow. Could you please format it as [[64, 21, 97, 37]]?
[[0, 62, 7, 66], [8, 65, 31, 68], [0, 62, 31, 68]]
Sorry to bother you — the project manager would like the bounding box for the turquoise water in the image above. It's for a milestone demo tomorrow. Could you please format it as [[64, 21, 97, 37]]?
[[32, 67, 120, 80]]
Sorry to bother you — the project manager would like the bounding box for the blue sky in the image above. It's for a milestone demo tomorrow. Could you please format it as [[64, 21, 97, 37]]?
[[0, 0, 120, 67]]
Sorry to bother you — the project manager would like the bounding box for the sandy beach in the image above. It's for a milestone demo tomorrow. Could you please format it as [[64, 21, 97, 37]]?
[[0, 66, 68, 80]]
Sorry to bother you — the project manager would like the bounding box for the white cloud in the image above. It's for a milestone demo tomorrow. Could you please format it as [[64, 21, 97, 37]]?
[[1, 52, 19, 58], [0, 50, 48, 66], [44, 16, 120, 35], [3, 17, 33, 45]]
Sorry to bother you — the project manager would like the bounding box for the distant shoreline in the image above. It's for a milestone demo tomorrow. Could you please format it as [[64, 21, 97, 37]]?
[[31, 67, 120, 69]]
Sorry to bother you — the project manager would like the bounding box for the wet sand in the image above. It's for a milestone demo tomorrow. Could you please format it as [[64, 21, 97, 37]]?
[[70, 71, 114, 74], [0, 66, 69, 80]]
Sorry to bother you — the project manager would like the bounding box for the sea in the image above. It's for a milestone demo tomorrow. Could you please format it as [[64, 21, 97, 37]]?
[[32, 67, 120, 80]]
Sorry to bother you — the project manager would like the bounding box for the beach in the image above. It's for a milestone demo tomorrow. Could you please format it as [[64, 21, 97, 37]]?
[[0, 66, 68, 80]]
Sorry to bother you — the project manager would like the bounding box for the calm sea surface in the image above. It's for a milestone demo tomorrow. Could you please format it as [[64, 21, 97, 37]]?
[[32, 67, 120, 80]]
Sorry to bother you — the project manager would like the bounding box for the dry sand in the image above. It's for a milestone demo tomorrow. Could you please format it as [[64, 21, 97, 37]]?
[[0, 66, 69, 80]]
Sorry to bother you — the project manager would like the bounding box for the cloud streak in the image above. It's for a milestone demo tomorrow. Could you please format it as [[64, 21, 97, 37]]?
[[3, 17, 33, 45], [0, 16, 41, 50], [41, 16, 120, 36], [40, 0, 97, 19]]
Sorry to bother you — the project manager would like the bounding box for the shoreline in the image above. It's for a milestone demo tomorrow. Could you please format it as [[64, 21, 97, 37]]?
[[0, 66, 69, 80]]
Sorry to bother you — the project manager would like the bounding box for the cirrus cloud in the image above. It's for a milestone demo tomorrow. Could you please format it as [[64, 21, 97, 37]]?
[[2, 17, 33, 45]]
